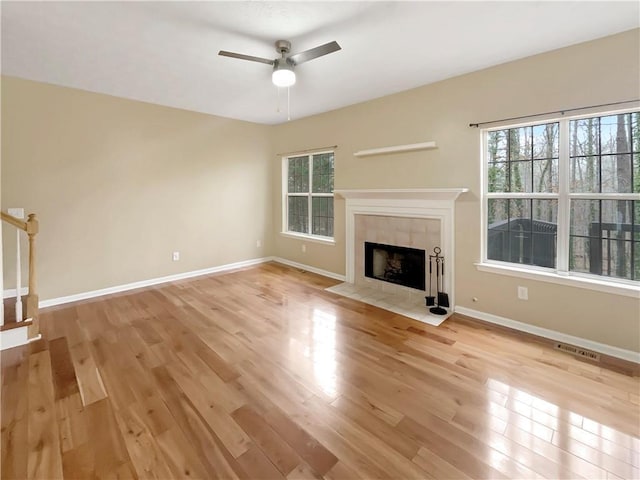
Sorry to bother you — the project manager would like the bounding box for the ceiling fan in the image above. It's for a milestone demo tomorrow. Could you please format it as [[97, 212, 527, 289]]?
[[219, 40, 341, 88]]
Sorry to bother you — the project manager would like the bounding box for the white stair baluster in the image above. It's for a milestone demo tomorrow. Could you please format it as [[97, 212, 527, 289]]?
[[8, 208, 25, 322], [15, 228, 22, 322]]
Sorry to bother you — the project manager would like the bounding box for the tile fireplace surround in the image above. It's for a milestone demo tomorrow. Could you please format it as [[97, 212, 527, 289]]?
[[328, 188, 467, 326]]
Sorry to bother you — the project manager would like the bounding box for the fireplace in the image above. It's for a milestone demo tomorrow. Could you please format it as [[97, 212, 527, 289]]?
[[364, 242, 426, 290], [332, 188, 468, 325]]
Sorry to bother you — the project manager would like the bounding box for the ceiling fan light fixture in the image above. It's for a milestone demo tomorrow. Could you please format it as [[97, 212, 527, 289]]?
[[220, 39, 340, 90], [272, 60, 296, 87]]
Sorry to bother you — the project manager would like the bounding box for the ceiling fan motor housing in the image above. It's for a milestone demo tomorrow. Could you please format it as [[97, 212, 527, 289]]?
[[273, 58, 295, 70], [275, 40, 291, 55]]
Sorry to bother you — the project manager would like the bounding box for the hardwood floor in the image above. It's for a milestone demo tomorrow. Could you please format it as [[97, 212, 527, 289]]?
[[2, 262, 639, 479]]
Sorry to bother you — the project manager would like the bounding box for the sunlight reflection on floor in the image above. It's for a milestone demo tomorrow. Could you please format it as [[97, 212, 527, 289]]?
[[484, 377, 639, 478], [311, 308, 338, 398]]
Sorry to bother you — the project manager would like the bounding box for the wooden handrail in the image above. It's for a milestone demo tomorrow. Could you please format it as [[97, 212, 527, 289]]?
[[1, 211, 27, 231]]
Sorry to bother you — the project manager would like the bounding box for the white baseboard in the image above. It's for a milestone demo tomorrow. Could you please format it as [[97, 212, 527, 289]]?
[[0, 326, 28, 350], [37, 257, 274, 308], [272, 257, 346, 282], [0, 327, 40, 351], [5, 256, 344, 310], [3, 287, 28, 299], [455, 306, 640, 364]]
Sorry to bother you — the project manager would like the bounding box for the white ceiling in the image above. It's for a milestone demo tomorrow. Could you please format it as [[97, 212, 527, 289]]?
[[2, 1, 638, 125]]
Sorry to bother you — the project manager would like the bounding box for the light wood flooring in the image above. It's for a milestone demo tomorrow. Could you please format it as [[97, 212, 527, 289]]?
[[2, 262, 639, 479]]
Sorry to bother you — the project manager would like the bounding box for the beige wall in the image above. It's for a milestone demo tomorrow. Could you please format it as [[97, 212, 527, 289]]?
[[271, 29, 640, 352], [2, 77, 273, 299]]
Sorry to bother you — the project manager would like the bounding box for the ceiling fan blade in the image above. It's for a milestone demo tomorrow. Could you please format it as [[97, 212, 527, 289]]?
[[218, 50, 275, 66], [289, 41, 341, 65]]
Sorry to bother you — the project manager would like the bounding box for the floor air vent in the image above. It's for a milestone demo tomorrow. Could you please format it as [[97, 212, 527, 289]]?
[[555, 343, 600, 361]]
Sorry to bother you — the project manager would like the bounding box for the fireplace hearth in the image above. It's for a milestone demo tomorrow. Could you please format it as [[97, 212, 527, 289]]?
[[364, 242, 426, 291]]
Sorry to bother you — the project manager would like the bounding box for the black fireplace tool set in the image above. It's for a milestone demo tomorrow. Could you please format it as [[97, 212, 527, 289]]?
[[425, 247, 449, 315]]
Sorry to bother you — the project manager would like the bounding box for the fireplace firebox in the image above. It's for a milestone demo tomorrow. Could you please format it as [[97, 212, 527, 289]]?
[[364, 242, 425, 291]]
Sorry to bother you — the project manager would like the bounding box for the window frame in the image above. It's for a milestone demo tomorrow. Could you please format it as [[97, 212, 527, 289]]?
[[281, 150, 335, 244], [479, 108, 640, 297]]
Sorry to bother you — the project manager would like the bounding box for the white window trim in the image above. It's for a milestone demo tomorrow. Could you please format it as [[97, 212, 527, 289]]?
[[281, 150, 335, 242], [478, 107, 640, 297], [476, 262, 639, 298], [279, 231, 336, 245]]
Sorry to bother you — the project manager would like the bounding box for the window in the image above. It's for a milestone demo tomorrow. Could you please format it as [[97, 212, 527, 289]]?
[[284, 151, 334, 240], [484, 110, 639, 283]]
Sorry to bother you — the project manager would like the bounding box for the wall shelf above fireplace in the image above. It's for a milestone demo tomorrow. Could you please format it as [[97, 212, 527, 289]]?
[[353, 141, 437, 157]]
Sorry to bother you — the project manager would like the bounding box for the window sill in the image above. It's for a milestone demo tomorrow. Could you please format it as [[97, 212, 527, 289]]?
[[280, 231, 336, 246], [475, 262, 640, 298]]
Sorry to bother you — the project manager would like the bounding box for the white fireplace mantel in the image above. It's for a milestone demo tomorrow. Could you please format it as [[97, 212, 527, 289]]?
[[336, 188, 468, 314], [335, 188, 468, 201]]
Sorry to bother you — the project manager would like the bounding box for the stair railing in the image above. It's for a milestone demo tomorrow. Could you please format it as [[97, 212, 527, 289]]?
[[1, 211, 39, 337]]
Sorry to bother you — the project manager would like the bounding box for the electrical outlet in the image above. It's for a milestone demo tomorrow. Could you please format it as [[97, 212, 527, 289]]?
[[172, 251, 180, 261], [301, 244, 306, 253], [517, 286, 528, 300], [256, 239, 262, 248]]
